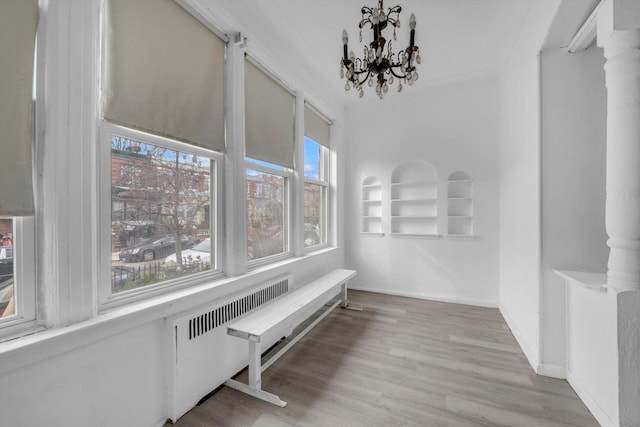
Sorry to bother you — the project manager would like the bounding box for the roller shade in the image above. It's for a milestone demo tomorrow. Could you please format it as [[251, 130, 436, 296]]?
[[245, 60, 295, 169], [304, 106, 330, 148], [0, 0, 37, 216], [103, 0, 225, 152]]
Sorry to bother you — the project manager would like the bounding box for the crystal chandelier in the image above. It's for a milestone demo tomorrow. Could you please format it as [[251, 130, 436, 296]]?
[[340, 0, 421, 99]]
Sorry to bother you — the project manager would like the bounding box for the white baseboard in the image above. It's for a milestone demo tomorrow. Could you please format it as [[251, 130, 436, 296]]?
[[498, 302, 539, 371], [537, 363, 566, 379], [348, 286, 498, 308], [567, 370, 618, 427]]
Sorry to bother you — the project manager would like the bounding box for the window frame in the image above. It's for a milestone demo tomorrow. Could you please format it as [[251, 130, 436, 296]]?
[[98, 121, 224, 309], [245, 158, 292, 268], [0, 216, 37, 338], [303, 138, 330, 252]]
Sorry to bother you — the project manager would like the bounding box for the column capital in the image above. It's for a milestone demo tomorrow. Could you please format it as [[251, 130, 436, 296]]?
[[597, 0, 640, 47]]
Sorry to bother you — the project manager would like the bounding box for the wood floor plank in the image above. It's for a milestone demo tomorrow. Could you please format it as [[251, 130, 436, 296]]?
[[169, 290, 598, 427]]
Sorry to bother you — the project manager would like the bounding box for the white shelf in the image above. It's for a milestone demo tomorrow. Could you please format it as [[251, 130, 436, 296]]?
[[362, 216, 382, 219], [554, 269, 607, 292], [361, 232, 385, 237], [448, 197, 472, 200], [447, 215, 472, 219], [391, 198, 437, 202], [448, 179, 472, 184], [446, 234, 478, 240], [391, 180, 437, 186], [390, 233, 441, 239], [361, 199, 382, 204], [391, 215, 436, 219], [362, 184, 382, 188]]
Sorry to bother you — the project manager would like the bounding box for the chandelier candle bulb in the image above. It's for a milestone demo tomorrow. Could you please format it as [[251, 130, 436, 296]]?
[[340, 0, 420, 99]]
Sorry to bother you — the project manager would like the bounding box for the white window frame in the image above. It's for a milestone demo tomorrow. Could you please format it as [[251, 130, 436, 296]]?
[[303, 140, 330, 252], [245, 158, 292, 268], [98, 121, 224, 309], [0, 216, 37, 339]]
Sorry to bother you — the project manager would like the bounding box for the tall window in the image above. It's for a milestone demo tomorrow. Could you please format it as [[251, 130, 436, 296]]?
[[244, 58, 295, 264], [102, 0, 225, 300], [303, 105, 331, 248], [246, 160, 290, 262], [303, 137, 329, 248], [0, 1, 38, 332], [109, 130, 218, 294]]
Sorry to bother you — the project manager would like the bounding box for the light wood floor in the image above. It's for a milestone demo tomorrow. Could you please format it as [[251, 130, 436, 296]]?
[[170, 290, 598, 427]]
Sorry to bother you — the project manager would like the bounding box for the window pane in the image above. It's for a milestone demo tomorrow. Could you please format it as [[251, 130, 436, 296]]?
[[247, 169, 286, 261], [111, 136, 213, 293], [304, 182, 325, 247], [0, 219, 14, 319], [304, 137, 321, 180]]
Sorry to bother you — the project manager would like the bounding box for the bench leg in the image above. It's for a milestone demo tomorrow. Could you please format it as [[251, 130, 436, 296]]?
[[341, 282, 363, 311], [248, 340, 261, 389], [224, 340, 288, 407]]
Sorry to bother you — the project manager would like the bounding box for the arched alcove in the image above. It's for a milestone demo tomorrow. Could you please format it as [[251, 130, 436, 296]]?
[[361, 176, 383, 235], [447, 171, 473, 237], [390, 161, 438, 237]]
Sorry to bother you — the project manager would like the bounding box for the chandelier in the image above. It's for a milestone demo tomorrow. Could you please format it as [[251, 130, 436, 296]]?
[[340, 0, 420, 99]]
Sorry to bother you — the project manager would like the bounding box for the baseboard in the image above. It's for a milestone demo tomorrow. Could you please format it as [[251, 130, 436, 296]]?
[[348, 286, 498, 308], [536, 363, 566, 379], [567, 370, 618, 427], [498, 302, 539, 371]]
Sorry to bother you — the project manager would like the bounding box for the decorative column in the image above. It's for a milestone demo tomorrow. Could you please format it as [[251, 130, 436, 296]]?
[[598, 3, 640, 425], [597, 0, 640, 292]]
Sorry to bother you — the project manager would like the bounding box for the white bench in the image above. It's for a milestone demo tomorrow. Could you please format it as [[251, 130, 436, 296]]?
[[224, 268, 358, 407]]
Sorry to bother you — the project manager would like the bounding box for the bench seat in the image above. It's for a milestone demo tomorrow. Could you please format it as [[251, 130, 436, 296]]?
[[224, 268, 357, 407]]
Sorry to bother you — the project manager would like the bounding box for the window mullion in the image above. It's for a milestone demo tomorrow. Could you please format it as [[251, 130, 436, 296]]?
[[224, 36, 248, 276]]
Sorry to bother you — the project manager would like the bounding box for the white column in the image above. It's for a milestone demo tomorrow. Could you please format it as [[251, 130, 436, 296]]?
[[598, 2, 640, 425], [224, 34, 248, 277], [597, 0, 640, 292]]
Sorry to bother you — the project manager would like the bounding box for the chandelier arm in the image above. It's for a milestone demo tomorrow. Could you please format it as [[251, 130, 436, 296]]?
[[353, 70, 371, 87], [388, 65, 410, 79]]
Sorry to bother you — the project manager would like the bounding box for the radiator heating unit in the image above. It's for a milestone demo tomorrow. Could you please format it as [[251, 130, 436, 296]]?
[[167, 274, 291, 421]]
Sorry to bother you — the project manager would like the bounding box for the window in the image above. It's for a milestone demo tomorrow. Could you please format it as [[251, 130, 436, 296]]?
[[108, 127, 219, 295], [0, 219, 15, 320], [303, 138, 329, 248], [0, 217, 35, 331], [246, 159, 290, 263]]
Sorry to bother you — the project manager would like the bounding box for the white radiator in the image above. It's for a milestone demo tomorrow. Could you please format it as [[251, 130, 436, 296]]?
[[167, 275, 291, 422]]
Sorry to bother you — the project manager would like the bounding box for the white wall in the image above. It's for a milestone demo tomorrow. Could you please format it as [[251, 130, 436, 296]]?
[[344, 76, 500, 307], [540, 45, 608, 373], [498, 54, 543, 367], [497, 0, 560, 370]]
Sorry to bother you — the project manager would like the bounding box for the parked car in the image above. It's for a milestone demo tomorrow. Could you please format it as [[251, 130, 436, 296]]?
[[119, 234, 198, 263], [111, 265, 139, 288], [164, 238, 211, 269]]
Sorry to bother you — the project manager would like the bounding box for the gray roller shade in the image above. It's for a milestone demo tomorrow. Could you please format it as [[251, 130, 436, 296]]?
[[245, 60, 295, 169], [304, 105, 330, 148], [103, 0, 225, 152], [0, 0, 38, 216]]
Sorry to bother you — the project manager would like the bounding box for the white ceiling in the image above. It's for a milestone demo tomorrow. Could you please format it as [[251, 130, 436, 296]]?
[[190, 0, 596, 106]]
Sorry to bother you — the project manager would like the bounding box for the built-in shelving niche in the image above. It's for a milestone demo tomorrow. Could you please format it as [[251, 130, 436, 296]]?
[[361, 176, 384, 236], [447, 171, 476, 239], [390, 161, 439, 238]]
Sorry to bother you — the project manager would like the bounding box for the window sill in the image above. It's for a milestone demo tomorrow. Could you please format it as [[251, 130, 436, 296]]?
[[0, 246, 340, 375]]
